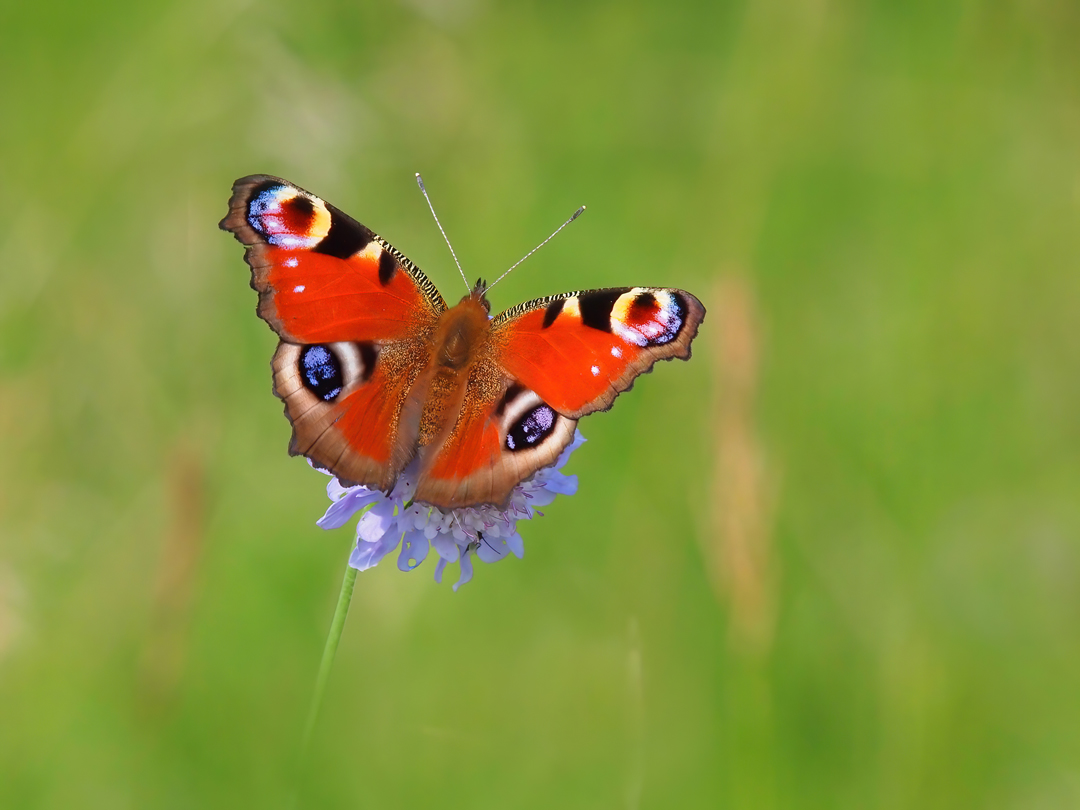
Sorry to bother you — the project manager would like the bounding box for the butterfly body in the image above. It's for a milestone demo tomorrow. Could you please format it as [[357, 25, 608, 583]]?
[[221, 175, 705, 509]]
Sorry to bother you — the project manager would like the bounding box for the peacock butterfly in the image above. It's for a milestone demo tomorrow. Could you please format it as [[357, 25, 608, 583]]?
[[220, 175, 705, 509]]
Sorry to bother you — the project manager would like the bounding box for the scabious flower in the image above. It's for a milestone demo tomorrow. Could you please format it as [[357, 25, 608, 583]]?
[[314, 431, 585, 591]]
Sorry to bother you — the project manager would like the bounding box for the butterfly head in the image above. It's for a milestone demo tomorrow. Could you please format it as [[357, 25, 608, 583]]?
[[469, 277, 492, 314]]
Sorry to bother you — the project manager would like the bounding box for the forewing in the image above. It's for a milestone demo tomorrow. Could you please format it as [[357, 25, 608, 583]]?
[[493, 286, 705, 418], [220, 174, 446, 343], [221, 175, 443, 489]]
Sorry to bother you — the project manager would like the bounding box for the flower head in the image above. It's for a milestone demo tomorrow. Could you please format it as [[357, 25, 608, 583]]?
[[314, 431, 585, 590]]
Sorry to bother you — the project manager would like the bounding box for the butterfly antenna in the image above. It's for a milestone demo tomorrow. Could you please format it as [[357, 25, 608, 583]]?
[[484, 205, 586, 294], [415, 173, 470, 291]]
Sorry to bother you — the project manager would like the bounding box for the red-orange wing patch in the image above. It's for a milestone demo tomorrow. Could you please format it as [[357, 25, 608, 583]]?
[[220, 175, 445, 343], [413, 373, 579, 510], [493, 287, 705, 419]]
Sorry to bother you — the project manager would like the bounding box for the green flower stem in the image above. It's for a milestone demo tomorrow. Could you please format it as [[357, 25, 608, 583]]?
[[300, 563, 358, 758]]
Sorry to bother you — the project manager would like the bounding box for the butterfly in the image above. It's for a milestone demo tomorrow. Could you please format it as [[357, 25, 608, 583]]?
[[220, 175, 705, 510]]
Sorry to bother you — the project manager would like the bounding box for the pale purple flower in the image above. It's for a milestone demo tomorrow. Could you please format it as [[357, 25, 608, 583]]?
[[314, 431, 585, 590]]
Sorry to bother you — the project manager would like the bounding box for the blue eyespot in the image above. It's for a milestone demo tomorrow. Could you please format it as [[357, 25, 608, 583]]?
[[300, 345, 343, 401], [506, 404, 556, 451]]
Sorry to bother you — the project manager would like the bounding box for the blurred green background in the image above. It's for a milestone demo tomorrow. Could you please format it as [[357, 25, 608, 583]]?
[[2, 0, 1079, 807]]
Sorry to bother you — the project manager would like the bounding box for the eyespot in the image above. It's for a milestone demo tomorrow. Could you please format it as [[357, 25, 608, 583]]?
[[506, 404, 556, 451], [247, 183, 331, 249], [299, 345, 343, 401], [630, 290, 686, 345], [610, 288, 688, 347]]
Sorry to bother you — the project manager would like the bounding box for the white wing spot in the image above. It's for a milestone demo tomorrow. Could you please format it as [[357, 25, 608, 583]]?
[[293, 285, 306, 293], [611, 346, 622, 358], [284, 257, 299, 268], [591, 365, 600, 376]]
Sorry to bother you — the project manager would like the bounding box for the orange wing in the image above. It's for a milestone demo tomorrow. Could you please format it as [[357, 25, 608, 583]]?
[[412, 370, 579, 508], [411, 287, 705, 508], [221, 175, 445, 490], [495, 286, 705, 417]]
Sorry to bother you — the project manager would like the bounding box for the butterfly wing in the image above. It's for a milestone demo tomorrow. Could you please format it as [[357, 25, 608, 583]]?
[[412, 361, 580, 509], [221, 175, 446, 490], [494, 286, 705, 417], [412, 286, 705, 508]]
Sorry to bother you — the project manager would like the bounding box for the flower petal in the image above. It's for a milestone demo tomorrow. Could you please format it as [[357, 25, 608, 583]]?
[[541, 472, 578, 497], [555, 430, 586, 469], [434, 557, 448, 584], [476, 534, 510, 563], [505, 531, 525, 559], [452, 550, 475, 592], [349, 530, 401, 571], [397, 529, 430, 572], [523, 487, 558, 507], [356, 501, 395, 543], [317, 488, 381, 530], [431, 534, 460, 562]]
